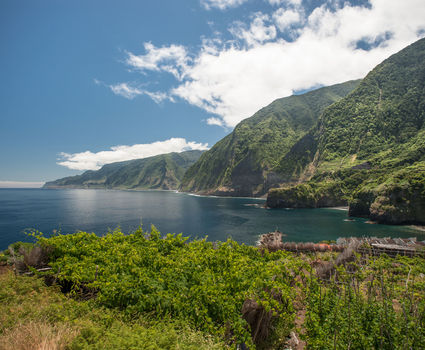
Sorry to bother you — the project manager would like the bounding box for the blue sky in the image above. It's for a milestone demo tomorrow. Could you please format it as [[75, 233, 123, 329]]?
[[1, 0, 424, 186]]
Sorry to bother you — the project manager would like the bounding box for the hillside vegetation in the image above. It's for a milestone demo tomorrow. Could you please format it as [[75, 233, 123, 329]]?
[[0, 269, 226, 350], [267, 38, 425, 224], [177, 38, 425, 224], [1, 229, 425, 349], [44, 150, 203, 191], [180, 81, 360, 197]]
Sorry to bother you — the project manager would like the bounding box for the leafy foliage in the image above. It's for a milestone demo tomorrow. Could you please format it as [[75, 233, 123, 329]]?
[[316, 38, 425, 162], [2, 229, 425, 349], [35, 227, 306, 348]]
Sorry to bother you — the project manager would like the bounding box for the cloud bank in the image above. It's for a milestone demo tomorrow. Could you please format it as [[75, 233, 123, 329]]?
[[112, 0, 425, 128], [0, 181, 45, 188], [58, 138, 209, 171]]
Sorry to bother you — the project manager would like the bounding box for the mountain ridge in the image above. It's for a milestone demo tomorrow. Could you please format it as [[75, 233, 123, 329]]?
[[179, 80, 361, 197], [44, 150, 203, 190], [267, 38, 425, 224]]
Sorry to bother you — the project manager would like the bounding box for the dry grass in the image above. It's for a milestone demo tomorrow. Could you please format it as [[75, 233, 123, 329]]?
[[20, 245, 51, 268], [13, 245, 52, 273], [0, 321, 77, 350], [315, 242, 359, 280]]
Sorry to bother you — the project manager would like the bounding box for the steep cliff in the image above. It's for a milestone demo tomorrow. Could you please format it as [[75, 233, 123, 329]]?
[[180, 80, 360, 196], [267, 38, 425, 224]]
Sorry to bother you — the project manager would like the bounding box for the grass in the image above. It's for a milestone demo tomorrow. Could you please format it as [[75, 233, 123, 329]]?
[[0, 270, 228, 350]]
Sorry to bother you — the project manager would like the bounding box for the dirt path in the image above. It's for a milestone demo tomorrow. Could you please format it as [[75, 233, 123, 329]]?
[[0, 264, 11, 275], [286, 302, 307, 349], [294, 308, 307, 349]]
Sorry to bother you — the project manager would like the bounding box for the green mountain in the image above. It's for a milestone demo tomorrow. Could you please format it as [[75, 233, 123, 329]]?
[[180, 80, 360, 196], [44, 150, 203, 190], [267, 38, 425, 224]]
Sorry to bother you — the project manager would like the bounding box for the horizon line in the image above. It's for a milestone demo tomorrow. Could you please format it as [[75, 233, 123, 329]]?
[[0, 181, 45, 189]]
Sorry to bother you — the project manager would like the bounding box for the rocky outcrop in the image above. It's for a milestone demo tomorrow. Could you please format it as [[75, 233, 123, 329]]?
[[266, 183, 347, 208], [348, 189, 375, 218], [349, 184, 425, 225], [267, 185, 317, 208]]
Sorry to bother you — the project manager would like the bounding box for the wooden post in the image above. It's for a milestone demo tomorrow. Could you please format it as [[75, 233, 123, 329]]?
[[9, 246, 17, 276], [53, 267, 61, 285]]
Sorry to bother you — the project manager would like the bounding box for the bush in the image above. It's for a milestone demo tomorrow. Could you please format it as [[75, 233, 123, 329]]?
[[0, 271, 228, 350], [35, 227, 306, 348]]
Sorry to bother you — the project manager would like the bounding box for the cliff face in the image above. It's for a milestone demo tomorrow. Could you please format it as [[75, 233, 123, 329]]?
[[369, 187, 425, 224], [348, 162, 425, 224], [44, 150, 203, 191], [179, 80, 360, 197], [266, 38, 425, 224]]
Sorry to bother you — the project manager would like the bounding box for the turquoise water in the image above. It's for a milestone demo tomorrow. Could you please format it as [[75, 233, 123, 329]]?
[[0, 188, 422, 250]]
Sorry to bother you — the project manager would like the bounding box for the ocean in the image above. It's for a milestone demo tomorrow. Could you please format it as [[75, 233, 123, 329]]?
[[0, 188, 422, 250]]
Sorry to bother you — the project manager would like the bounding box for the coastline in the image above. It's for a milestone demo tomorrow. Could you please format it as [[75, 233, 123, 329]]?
[[178, 190, 266, 201], [39, 188, 425, 229], [325, 206, 349, 211], [410, 225, 425, 233], [43, 186, 268, 200]]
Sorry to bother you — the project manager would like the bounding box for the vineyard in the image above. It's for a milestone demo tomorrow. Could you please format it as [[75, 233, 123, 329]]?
[[1, 227, 425, 349]]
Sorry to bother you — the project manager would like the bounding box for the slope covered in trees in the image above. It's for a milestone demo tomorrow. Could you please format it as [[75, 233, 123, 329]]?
[[44, 150, 203, 190], [268, 38, 425, 224], [179, 80, 360, 197]]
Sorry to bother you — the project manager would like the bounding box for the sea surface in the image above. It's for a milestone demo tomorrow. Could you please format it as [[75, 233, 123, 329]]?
[[0, 188, 422, 250]]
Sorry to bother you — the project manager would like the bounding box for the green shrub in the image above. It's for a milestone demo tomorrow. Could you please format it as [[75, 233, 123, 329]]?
[[35, 227, 306, 347]]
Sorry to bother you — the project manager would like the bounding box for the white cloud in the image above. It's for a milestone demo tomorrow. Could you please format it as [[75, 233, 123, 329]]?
[[273, 8, 303, 31], [126, 42, 189, 80], [171, 0, 425, 127], [58, 138, 209, 171], [206, 117, 225, 127], [109, 83, 143, 99], [201, 0, 248, 10], [111, 0, 425, 129], [0, 181, 44, 188], [268, 0, 302, 6], [109, 82, 170, 103], [230, 13, 277, 47], [143, 90, 172, 103]]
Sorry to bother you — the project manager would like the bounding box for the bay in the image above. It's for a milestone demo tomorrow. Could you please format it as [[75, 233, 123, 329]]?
[[0, 188, 422, 250]]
